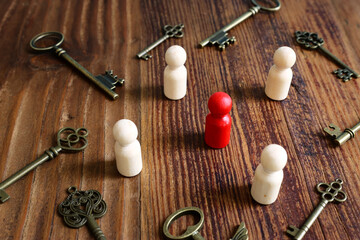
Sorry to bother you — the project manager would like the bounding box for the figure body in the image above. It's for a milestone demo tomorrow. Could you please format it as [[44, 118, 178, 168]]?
[[113, 119, 142, 177], [251, 144, 287, 205], [265, 46, 296, 100], [164, 45, 187, 100], [205, 92, 232, 148]]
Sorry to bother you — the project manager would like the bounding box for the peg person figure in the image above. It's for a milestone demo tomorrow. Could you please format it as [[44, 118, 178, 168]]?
[[205, 92, 232, 148]]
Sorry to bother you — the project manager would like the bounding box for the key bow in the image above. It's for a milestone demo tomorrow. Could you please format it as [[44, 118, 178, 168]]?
[[295, 31, 324, 49], [58, 186, 107, 228], [163, 24, 184, 38], [316, 178, 347, 203], [57, 127, 88, 151]]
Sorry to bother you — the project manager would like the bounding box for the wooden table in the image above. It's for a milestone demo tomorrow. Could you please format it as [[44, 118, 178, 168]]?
[[0, 0, 359, 239]]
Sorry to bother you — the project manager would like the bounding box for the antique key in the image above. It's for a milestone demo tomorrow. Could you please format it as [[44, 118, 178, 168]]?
[[0, 127, 88, 203], [287, 179, 347, 240], [137, 24, 184, 60], [295, 31, 360, 82], [324, 121, 360, 145], [58, 186, 107, 240], [199, 0, 281, 50], [163, 206, 248, 240], [30, 32, 124, 100]]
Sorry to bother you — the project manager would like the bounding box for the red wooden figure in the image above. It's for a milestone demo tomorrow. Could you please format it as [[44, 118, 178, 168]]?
[[205, 92, 232, 148]]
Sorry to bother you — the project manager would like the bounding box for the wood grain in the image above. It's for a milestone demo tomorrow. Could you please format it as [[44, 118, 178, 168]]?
[[0, 0, 359, 239]]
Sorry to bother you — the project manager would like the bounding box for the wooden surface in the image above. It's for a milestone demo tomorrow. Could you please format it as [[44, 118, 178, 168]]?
[[0, 0, 359, 239]]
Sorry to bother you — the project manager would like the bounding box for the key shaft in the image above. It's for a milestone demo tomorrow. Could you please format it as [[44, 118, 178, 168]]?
[[54, 47, 119, 99], [0, 146, 62, 195], [137, 34, 169, 60], [191, 232, 205, 240], [87, 216, 107, 240], [199, 6, 260, 48]]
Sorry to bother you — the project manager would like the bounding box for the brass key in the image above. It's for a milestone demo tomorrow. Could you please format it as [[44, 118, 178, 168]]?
[[295, 31, 360, 82], [58, 186, 107, 240], [30, 32, 124, 100], [324, 121, 360, 145], [286, 179, 347, 240], [199, 0, 281, 50], [137, 24, 184, 60], [0, 127, 88, 203]]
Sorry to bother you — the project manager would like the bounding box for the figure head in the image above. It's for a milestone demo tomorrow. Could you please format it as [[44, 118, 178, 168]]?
[[113, 119, 138, 146], [273, 46, 296, 69], [208, 92, 232, 115], [260, 144, 287, 172], [165, 45, 187, 67]]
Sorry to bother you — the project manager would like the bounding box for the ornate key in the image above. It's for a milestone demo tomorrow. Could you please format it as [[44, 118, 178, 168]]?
[[287, 179, 347, 240], [30, 32, 124, 100], [324, 121, 360, 145], [137, 24, 184, 60], [58, 186, 107, 240], [0, 127, 88, 203], [199, 0, 281, 50], [295, 31, 360, 82]]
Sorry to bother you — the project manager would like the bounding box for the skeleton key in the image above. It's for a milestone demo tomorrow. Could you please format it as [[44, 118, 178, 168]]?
[[199, 0, 281, 50], [0, 127, 88, 203], [30, 32, 124, 100], [295, 31, 360, 82], [137, 24, 184, 60], [58, 186, 107, 240], [287, 179, 347, 240], [324, 121, 360, 145]]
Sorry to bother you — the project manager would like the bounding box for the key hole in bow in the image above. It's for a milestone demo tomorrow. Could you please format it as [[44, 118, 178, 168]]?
[[169, 214, 200, 236], [33, 36, 61, 49], [59, 130, 86, 149]]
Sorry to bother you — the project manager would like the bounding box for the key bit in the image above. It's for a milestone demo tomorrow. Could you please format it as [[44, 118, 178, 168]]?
[[58, 186, 107, 240], [286, 225, 300, 237], [230, 222, 249, 240], [137, 24, 184, 60], [324, 121, 360, 145], [95, 70, 124, 90], [0, 127, 88, 203], [295, 31, 360, 82], [286, 179, 347, 240]]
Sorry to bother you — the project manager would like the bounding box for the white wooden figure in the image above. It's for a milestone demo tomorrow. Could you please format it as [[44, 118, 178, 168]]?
[[265, 46, 296, 101], [113, 119, 142, 177], [164, 45, 187, 100], [251, 144, 287, 205]]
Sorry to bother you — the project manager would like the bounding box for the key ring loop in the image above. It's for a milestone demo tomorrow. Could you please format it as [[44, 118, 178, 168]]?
[[251, 0, 281, 11], [30, 31, 64, 51], [163, 206, 204, 239]]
